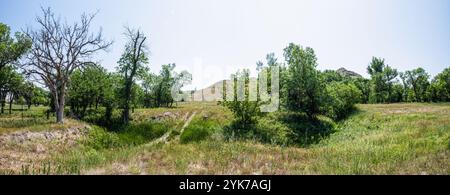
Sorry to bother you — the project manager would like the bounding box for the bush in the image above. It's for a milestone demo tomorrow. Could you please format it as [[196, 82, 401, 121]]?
[[324, 82, 362, 120], [180, 119, 218, 144], [83, 126, 122, 150]]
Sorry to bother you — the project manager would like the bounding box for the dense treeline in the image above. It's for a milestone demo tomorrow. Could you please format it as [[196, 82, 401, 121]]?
[[0, 8, 449, 131]]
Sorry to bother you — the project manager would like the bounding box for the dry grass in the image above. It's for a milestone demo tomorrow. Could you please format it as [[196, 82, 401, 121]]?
[[1, 103, 449, 175], [78, 103, 450, 175]]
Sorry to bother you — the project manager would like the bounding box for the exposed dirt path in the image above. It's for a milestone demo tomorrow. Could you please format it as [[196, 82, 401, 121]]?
[[86, 112, 198, 175], [175, 111, 197, 141], [143, 111, 197, 146]]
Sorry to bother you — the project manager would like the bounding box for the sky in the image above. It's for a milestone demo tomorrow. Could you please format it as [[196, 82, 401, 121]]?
[[1, 0, 449, 90]]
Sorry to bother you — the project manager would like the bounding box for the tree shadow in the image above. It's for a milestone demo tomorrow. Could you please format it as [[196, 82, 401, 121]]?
[[278, 112, 336, 147], [333, 107, 363, 122]]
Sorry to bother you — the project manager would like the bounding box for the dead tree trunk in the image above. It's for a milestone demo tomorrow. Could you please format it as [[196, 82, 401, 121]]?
[[23, 8, 111, 124]]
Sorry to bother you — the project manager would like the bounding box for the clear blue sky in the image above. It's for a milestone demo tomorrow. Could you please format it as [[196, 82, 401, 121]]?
[[1, 0, 449, 89]]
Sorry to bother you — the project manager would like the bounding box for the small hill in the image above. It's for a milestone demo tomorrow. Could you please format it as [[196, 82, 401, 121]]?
[[187, 80, 228, 102], [336, 67, 363, 78], [186, 78, 258, 102]]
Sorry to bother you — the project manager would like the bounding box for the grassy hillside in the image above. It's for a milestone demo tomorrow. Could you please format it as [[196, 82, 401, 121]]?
[[0, 103, 449, 174]]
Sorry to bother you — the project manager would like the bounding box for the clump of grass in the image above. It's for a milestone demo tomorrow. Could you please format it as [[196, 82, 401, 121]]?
[[180, 119, 219, 144], [83, 126, 122, 150]]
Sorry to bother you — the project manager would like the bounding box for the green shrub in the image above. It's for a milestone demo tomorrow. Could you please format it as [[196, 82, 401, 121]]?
[[84, 126, 121, 150], [119, 121, 170, 146], [180, 119, 218, 144], [324, 82, 362, 120]]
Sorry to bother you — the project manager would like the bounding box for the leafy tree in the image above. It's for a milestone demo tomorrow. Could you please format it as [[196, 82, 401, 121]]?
[[323, 82, 362, 120], [383, 66, 398, 103], [429, 67, 450, 102], [390, 83, 405, 103], [0, 23, 32, 70], [352, 78, 371, 104], [171, 69, 192, 104], [367, 57, 399, 103], [117, 27, 149, 124], [401, 68, 430, 102], [24, 8, 111, 123], [8, 73, 25, 113], [30, 86, 48, 106], [321, 70, 344, 84], [0, 65, 24, 114], [145, 63, 192, 108], [19, 81, 36, 109], [102, 73, 122, 123], [154, 64, 175, 107], [67, 64, 110, 118], [222, 69, 260, 132], [141, 72, 157, 108], [283, 43, 323, 118]]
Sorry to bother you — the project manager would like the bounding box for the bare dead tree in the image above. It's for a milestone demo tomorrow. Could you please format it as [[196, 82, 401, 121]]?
[[23, 7, 112, 123]]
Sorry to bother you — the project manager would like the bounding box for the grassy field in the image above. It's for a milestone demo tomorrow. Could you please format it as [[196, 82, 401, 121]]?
[[0, 105, 85, 135], [0, 103, 449, 175]]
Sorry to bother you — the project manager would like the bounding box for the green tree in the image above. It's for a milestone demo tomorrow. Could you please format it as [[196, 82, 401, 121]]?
[[383, 65, 399, 103], [401, 68, 430, 102], [367, 57, 399, 103], [19, 81, 37, 109], [222, 69, 260, 132], [117, 27, 149, 124], [141, 72, 157, 108], [0, 66, 24, 114], [352, 78, 371, 104], [154, 64, 175, 107], [30, 86, 48, 106], [0, 23, 31, 70], [430, 67, 450, 102], [323, 82, 362, 120], [67, 64, 110, 118], [283, 43, 323, 118]]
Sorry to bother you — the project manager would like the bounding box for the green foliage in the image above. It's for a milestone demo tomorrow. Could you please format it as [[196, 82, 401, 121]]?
[[429, 67, 450, 102], [140, 63, 192, 108], [83, 122, 170, 150], [0, 23, 32, 69], [352, 78, 371, 103], [83, 126, 122, 150], [67, 65, 113, 118], [367, 57, 399, 103], [321, 70, 345, 83], [117, 28, 150, 124], [221, 69, 260, 132], [254, 115, 294, 146], [400, 68, 430, 102], [390, 83, 405, 103], [180, 119, 218, 144], [283, 43, 323, 118], [324, 82, 362, 120], [0, 65, 45, 113], [277, 112, 336, 146], [119, 121, 170, 146]]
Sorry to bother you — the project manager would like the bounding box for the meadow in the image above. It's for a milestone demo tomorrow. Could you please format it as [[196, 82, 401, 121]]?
[[0, 102, 448, 175]]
